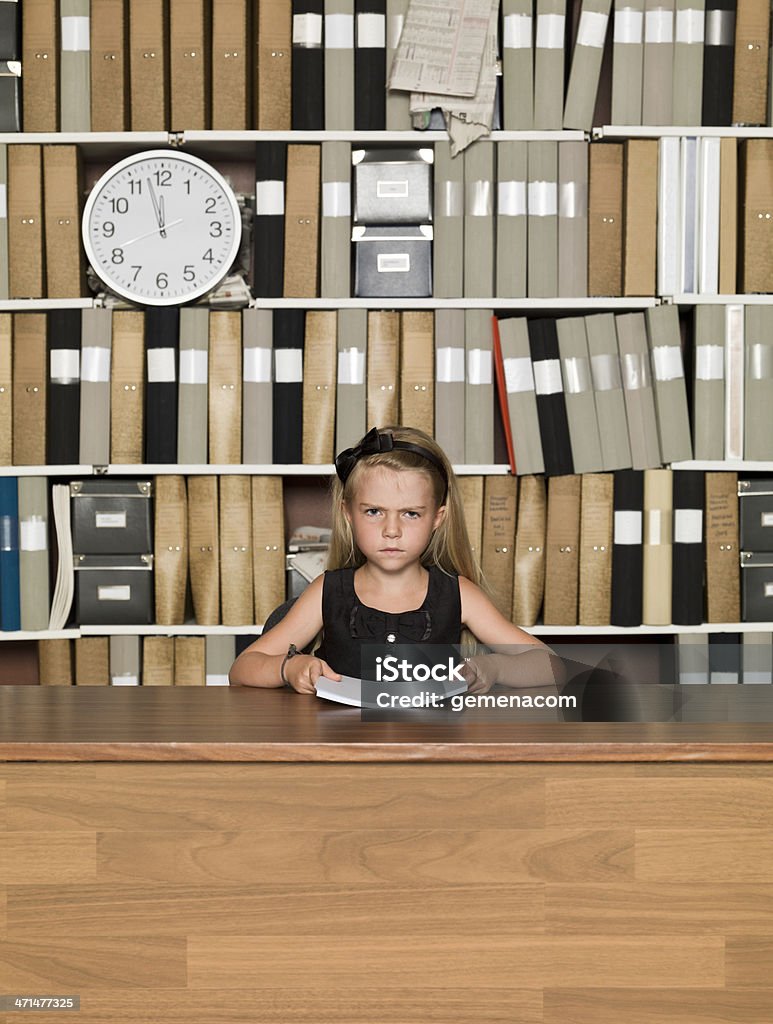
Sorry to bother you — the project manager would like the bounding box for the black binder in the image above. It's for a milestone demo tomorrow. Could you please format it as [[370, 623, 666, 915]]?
[[610, 469, 644, 627], [0, 2, 19, 58], [702, 0, 736, 125], [253, 141, 287, 298], [354, 0, 386, 130], [672, 470, 705, 625], [272, 309, 304, 463], [292, 0, 325, 129], [527, 317, 574, 477], [46, 309, 81, 465], [144, 307, 179, 464]]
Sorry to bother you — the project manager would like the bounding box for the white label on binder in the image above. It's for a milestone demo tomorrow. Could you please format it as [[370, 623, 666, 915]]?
[[111, 675, 139, 686], [20, 516, 47, 552], [466, 180, 492, 216], [323, 181, 351, 217], [695, 343, 724, 380], [179, 348, 208, 385], [652, 344, 684, 381], [243, 346, 272, 384], [577, 10, 609, 47], [614, 8, 644, 42], [647, 508, 662, 545], [206, 674, 230, 686], [98, 585, 131, 601], [0, 184, 6, 219], [674, 507, 702, 543], [645, 9, 673, 43], [503, 13, 533, 48], [274, 348, 303, 383], [357, 12, 386, 47], [61, 15, 89, 50], [528, 180, 558, 216], [614, 510, 642, 544], [467, 349, 492, 386], [676, 8, 704, 43], [81, 345, 111, 383], [377, 179, 409, 198], [622, 351, 650, 390], [436, 346, 465, 383], [50, 348, 80, 383], [326, 13, 354, 48], [293, 12, 323, 46], [559, 181, 587, 219], [563, 356, 591, 394], [388, 14, 404, 50], [438, 180, 463, 218], [533, 359, 562, 395], [590, 353, 622, 391], [536, 13, 565, 48], [147, 347, 176, 382], [765, 583, 773, 598], [96, 511, 126, 528], [498, 180, 527, 217], [377, 253, 410, 272], [338, 347, 366, 385], [504, 356, 535, 393], [255, 180, 285, 216], [705, 8, 735, 45]]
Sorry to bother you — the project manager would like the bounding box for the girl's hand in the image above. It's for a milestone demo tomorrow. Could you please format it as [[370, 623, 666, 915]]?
[[460, 657, 494, 696], [284, 654, 341, 694]]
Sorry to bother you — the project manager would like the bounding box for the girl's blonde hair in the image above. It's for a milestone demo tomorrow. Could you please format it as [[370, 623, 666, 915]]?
[[327, 425, 482, 587]]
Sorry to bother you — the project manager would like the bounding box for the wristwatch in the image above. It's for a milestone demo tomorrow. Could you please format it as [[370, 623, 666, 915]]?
[[280, 643, 298, 686]]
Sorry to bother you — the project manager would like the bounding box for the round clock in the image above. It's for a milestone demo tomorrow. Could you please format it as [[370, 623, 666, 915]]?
[[82, 149, 242, 306]]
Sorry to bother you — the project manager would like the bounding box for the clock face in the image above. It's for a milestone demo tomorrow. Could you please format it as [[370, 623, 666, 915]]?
[[82, 150, 242, 306]]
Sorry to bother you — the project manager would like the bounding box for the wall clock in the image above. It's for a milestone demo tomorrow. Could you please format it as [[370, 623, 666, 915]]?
[[82, 149, 241, 306]]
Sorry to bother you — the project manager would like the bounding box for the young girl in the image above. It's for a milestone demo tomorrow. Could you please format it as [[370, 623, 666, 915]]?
[[229, 426, 558, 694]]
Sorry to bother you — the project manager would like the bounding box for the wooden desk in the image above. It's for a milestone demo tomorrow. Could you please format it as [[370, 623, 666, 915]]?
[[2, 685, 773, 1024]]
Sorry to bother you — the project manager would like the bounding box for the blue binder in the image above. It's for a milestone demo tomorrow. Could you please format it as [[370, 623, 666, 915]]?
[[0, 476, 20, 631]]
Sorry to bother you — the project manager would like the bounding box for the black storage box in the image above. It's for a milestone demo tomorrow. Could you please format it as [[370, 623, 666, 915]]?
[[74, 554, 154, 625], [741, 551, 773, 622], [739, 479, 773, 552], [71, 479, 153, 554], [352, 225, 433, 297]]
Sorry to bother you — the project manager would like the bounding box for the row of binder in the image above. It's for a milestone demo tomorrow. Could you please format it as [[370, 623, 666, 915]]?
[[0, 474, 286, 632], [676, 635, 773, 685], [9, 0, 773, 135], [35, 634, 253, 686], [465, 469, 763, 628]]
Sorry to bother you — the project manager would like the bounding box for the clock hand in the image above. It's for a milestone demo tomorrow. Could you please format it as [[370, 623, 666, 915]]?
[[115, 218, 184, 248], [146, 178, 166, 238], [158, 193, 167, 239]]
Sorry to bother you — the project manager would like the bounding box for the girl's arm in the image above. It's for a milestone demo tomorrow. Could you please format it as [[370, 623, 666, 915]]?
[[459, 576, 564, 690], [228, 575, 338, 689]]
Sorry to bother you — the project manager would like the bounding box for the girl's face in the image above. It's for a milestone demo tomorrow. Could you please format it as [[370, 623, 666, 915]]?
[[344, 466, 445, 570]]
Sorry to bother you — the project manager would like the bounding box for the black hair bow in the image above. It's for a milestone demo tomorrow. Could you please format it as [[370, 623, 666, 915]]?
[[335, 427, 395, 484]]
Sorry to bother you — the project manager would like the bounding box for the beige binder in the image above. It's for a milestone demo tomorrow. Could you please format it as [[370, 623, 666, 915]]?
[[174, 636, 206, 685], [143, 636, 175, 685], [543, 474, 581, 625], [706, 471, 740, 622], [399, 312, 434, 438], [252, 476, 286, 626], [12, 313, 47, 466], [208, 311, 242, 464], [623, 139, 658, 297], [512, 475, 546, 626], [43, 145, 86, 298], [0, 313, 10, 464], [302, 311, 337, 464], [220, 475, 254, 625], [578, 472, 614, 625], [481, 475, 518, 619], [367, 310, 399, 429], [642, 468, 673, 626], [283, 144, 321, 297], [458, 476, 484, 566], [110, 310, 145, 464], [74, 637, 110, 685], [741, 139, 773, 293], [256, 0, 292, 128], [588, 142, 623, 297], [38, 639, 73, 686], [188, 474, 220, 625], [8, 145, 44, 299], [91, 0, 128, 130], [212, 0, 248, 129], [733, 0, 770, 125], [154, 474, 188, 625], [22, 0, 59, 130], [128, 0, 168, 130], [169, 0, 208, 129]]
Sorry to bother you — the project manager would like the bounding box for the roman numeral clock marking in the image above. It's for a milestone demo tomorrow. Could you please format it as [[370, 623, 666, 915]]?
[[82, 150, 242, 307]]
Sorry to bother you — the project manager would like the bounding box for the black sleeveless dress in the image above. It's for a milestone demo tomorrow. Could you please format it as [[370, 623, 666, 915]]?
[[314, 565, 462, 678]]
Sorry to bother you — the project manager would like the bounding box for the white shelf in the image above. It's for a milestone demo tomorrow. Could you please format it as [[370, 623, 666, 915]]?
[[599, 125, 773, 138], [528, 623, 773, 635], [182, 129, 586, 144], [80, 624, 261, 636], [0, 465, 91, 477], [671, 294, 773, 305], [0, 132, 170, 145], [250, 297, 659, 310], [0, 298, 95, 311], [670, 461, 773, 472], [0, 629, 80, 642]]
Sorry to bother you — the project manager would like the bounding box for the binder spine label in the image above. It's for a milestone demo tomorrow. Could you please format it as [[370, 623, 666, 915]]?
[[81, 346, 111, 382], [533, 358, 563, 394], [357, 13, 386, 47], [536, 13, 565, 47], [504, 13, 533, 47], [645, 9, 674, 42], [563, 356, 591, 393], [528, 180, 558, 215], [61, 15, 90, 50], [323, 181, 351, 217], [674, 507, 703, 543], [179, 349, 208, 385], [147, 348, 176, 382], [50, 349, 80, 383], [614, 9, 644, 42], [614, 509, 643, 543], [652, 344, 685, 381], [498, 180, 527, 216], [20, 516, 46, 551], [256, 180, 285, 215], [504, 356, 535, 393], [275, 348, 303, 382], [326, 13, 355, 48], [436, 346, 465, 382], [338, 347, 365, 384], [577, 10, 609, 47], [591, 352, 622, 390], [243, 347, 272, 383], [676, 8, 704, 42], [293, 13, 323, 46], [467, 348, 493, 385]]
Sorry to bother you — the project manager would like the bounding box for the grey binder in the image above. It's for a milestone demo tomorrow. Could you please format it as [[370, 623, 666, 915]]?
[[79, 307, 112, 467], [336, 307, 367, 452], [615, 311, 661, 469], [434, 308, 465, 465], [563, 0, 613, 129], [498, 316, 545, 476], [433, 139, 464, 298], [110, 635, 141, 685], [645, 304, 693, 464], [611, 0, 645, 124], [18, 476, 50, 631], [321, 142, 352, 297], [742, 632, 773, 684], [558, 141, 588, 297], [496, 141, 528, 298], [463, 141, 495, 298], [556, 317, 604, 473], [534, 0, 567, 128], [585, 312, 632, 470], [60, 0, 91, 131], [641, 0, 675, 125], [206, 634, 237, 685], [672, 0, 705, 124], [744, 305, 773, 460], [693, 305, 725, 460], [464, 309, 494, 465], [325, 0, 355, 128], [527, 140, 559, 298], [502, 0, 534, 129], [242, 308, 273, 464], [178, 307, 209, 465], [385, 0, 411, 128]]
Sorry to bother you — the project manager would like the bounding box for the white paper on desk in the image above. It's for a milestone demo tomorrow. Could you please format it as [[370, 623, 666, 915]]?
[[388, 0, 493, 97], [315, 674, 467, 707]]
